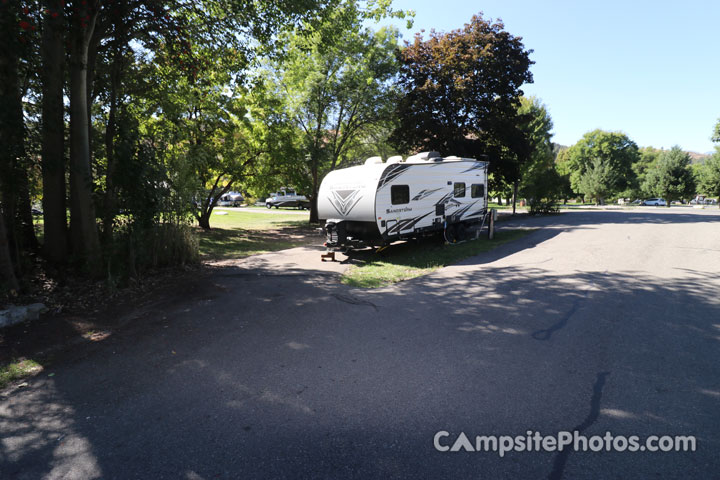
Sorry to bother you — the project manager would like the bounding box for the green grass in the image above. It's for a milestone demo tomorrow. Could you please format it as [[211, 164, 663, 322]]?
[[0, 358, 43, 389], [488, 202, 512, 210], [198, 209, 313, 260], [341, 228, 535, 288]]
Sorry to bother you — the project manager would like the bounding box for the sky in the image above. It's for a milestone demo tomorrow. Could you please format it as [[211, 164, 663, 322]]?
[[373, 0, 720, 153]]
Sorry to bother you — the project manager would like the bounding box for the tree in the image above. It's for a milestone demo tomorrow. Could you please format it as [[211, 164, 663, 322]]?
[[68, 0, 102, 273], [626, 146, 662, 199], [577, 158, 619, 205], [565, 130, 639, 200], [642, 146, 695, 206], [553, 146, 575, 202], [41, 0, 69, 264], [712, 118, 720, 144], [0, 0, 31, 282], [697, 119, 720, 204], [697, 154, 720, 202], [0, 214, 19, 293], [516, 97, 563, 213], [268, 13, 401, 223], [390, 13, 533, 213]]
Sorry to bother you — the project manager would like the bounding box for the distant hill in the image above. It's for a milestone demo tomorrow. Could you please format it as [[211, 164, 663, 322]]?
[[687, 151, 710, 164]]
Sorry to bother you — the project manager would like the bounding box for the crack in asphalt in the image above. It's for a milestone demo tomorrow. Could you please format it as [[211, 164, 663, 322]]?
[[331, 293, 379, 311], [532, 297, 581, 341], [532, 273, 603, 341], [548, 371, 611, 480]]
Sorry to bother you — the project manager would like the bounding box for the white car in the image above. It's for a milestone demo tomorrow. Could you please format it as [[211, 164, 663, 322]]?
[[642, 198, 666, 206], [265, 189, 309, 209]]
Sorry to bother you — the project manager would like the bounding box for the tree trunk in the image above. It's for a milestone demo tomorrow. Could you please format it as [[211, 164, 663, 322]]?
[[68, 4, 102, 274], [511, 180, 518, 215], [0, 213, 18, 293], [309, 161, 320, 224], [0, 2, 25, 272], [41, 0, 69, 264], [309, 195, 319, 224], [86, 25, 101, 154], [16, 169, 38, 251], [198, 213, 211, 230]]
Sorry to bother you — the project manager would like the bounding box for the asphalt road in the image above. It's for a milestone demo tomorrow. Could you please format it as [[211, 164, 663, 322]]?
[[2, 208, 719, 479]]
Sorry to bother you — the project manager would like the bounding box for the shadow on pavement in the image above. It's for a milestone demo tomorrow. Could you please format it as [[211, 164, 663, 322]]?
[[2, 209, 719, 478]]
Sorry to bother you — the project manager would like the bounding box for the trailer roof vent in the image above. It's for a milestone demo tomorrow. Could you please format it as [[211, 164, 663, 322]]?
[[364, 156, 383, 165], [406, 151, 441, 163], [386, 155, 403, 164]]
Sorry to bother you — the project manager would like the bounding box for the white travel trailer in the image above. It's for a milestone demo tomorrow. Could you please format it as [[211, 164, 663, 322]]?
[[318, 152, 489, 248]]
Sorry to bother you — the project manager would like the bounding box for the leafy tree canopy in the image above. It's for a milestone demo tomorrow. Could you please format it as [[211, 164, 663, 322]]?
[[390, 13, 534, 188], [577, 158, 620, 205], [264, 7, 402, 222], [696, 154, 720, 199], [712, 117, 720, 144], [565, 129, 639, 196], [642, 146, 695, 205]]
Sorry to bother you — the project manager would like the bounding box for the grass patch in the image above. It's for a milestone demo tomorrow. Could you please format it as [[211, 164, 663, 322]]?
[[198, 209, 313, 260], [341, 228, 535, 288], [488, 202, 512, 210], [0, 358, 43, 389]]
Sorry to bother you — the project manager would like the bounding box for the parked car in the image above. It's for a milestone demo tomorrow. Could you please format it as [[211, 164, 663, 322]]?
[[216, 192, 244, 207], [642, 198, 666, 206], [689, 195, 717, 205], [265, 189, 309, 209]]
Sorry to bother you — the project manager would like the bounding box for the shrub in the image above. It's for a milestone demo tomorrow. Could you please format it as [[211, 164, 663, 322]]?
[[107, 221, 199, 284], [522, 166, 563, 215]]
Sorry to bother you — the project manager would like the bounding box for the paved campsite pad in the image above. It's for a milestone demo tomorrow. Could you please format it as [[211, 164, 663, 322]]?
[[2, 209, 720, 479]]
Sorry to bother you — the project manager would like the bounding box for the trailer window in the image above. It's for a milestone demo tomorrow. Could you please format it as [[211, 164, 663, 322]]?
[[454, 182, 466, 198], [391, 185, 410, 204], [471, 184, 485, 198]]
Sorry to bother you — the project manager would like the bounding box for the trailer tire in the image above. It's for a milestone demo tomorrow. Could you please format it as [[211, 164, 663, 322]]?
[[457, 223, 467, 241], [445, 224, 457, 243]]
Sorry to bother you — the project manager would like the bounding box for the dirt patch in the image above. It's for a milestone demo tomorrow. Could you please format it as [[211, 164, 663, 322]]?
[[1, 226, 326, 392], [0, 266, 215, 376]]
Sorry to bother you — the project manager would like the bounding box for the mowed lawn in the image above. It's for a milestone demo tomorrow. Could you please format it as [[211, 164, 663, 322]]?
[[342, 228, 534, 288], [197, 208, 316, 260]]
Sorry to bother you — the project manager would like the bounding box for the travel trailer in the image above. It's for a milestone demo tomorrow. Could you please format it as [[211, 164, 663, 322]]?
[[216, 192, 244, 207], [318, 152, 489, 248]]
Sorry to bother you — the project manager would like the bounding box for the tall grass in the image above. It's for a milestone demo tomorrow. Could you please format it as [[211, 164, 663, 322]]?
[[107, 221, 199, 284]]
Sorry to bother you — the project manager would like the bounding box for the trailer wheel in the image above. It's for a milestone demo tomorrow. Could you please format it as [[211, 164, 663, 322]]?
[[456, 223, 467, 241], [445, 225, 457, 243]]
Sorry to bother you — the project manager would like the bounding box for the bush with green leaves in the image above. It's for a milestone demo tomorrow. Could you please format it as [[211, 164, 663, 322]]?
[[577, 158, 620, 205], [642, 146, 695, 205]]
